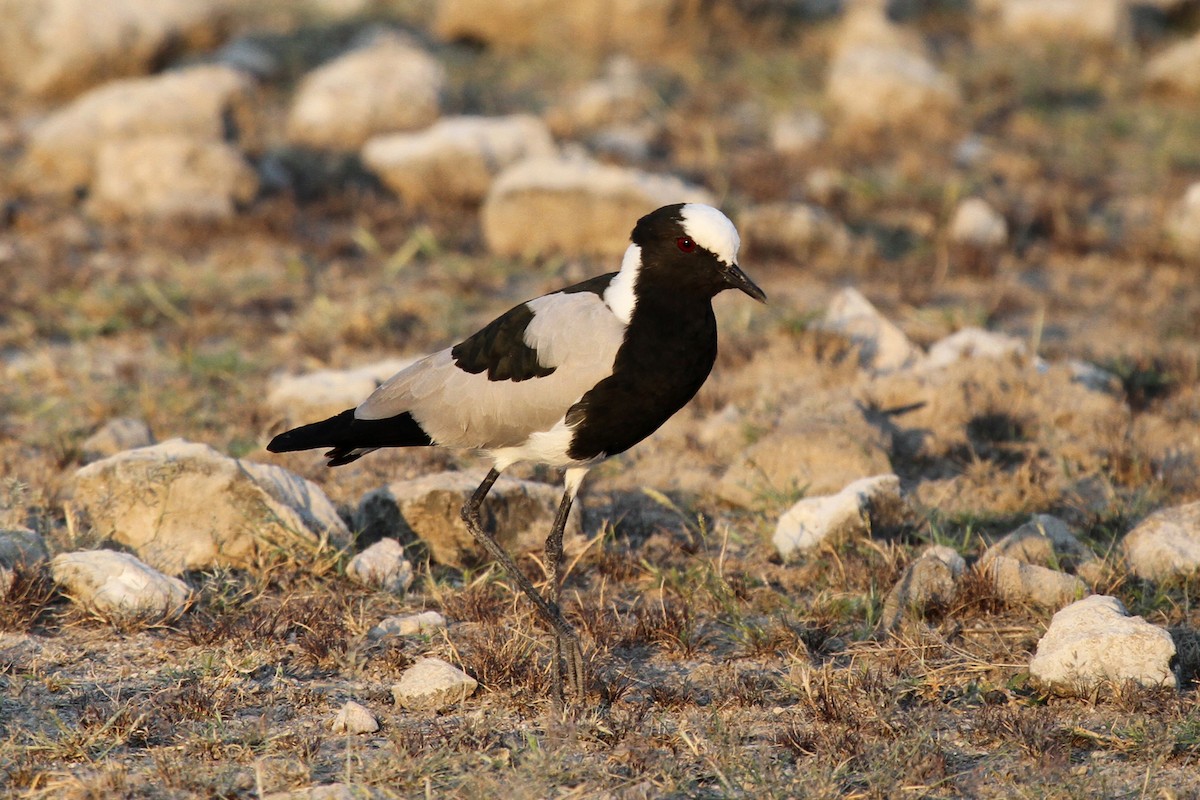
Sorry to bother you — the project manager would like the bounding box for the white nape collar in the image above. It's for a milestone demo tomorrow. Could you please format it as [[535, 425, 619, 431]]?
[[603, 243, 641, 324]]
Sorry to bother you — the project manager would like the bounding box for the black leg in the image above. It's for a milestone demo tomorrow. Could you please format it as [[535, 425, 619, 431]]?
[[544, 490, 585, 709], [460, 469, 581, 698]]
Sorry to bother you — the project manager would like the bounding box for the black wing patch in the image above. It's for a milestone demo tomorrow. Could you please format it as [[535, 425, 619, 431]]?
[[451, 303, 556, 382]]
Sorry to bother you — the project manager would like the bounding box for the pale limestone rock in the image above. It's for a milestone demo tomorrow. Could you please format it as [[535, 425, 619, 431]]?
[[70, 439, 349, 575], [481, 155, 713, 258], [995, 0, 1130, 48], [1145, 33, 1200, 97], [770, 109, 826, 155], [817, 287, 923, 373], [983, 514, 1102, 584], [368, 611, 447, 640], [878, 545, 963, 631], [88, 136, 258, 221], [985, 556, 1089, 610], [392, 657, 477, 711], [716, 395, 892, 508], [363, 115, 556, 205], [50, 550, 191, 621], [1165, 182, 1200, 259], [948, 198, 1007, 248], [545, 56, 653, 136], [1029, 595, 1177, 693], [346, 539, 413, 594], [266, 358, 417, 423], [773, 474, 902, 558], [330, 700, 379, 734], [826, 6, 959, 132], [263, 784, 386, 800], [738, 203, 851, 259], [921, 328, 1028, 372], [0, 0, 227, 99], [1120, 501, 1200, 581], [21, 65, 258, 194], [286, 36, 445, 151], [356, 471, 581, 568], [81, 418, 156, 464]]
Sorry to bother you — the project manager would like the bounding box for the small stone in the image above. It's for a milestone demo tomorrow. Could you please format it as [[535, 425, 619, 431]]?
[[368, 611, 447, 640], [948, 198, 1007, 248], [432, 0, 679, 53], [266, 358, 417, 425], [0, 528, 51, 597], [1120, 501, 1200, 581], [1029, 595, 1177, 693], [50, 550, 191, 621], [922, 544, 967, 579], [331, 700, 379, 734], [481, 155, 713, 258], [816, 287, 923, 373], [286, 35, 445, 151], [982, 514, 1101, 582], [1145, 32, 1200, 97], [985, 555, 1089, 611], [80, 417, 156, 464], [770, 109, 826, 155], [773, 474, 903, 558], [1165, 182, 1200, 259], [738, 203, 851, 260], [362, 115, 556, 206], [263, 784, 385, 800], [545, 55, 653, 136], [87, 136, 259, 221], [346, 539, 413, 594], [994, 0, 1131, 48], [921, 328, 1027, 372], [356, 471, 582, 568], [878, 546, 962, 631], [392, 657, 477, 711]]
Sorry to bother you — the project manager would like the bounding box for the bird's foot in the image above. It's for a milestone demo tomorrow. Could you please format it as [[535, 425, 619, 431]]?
[[551, 627, 586, 714]]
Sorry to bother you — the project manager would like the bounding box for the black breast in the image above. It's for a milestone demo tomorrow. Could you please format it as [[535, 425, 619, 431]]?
[[566, 295, 718, 462]]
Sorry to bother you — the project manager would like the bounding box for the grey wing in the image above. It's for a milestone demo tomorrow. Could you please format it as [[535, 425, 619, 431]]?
[[354, 291, 628, 449]]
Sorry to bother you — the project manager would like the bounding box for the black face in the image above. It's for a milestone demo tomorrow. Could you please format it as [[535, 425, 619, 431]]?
[[631, 204, 766, 303]]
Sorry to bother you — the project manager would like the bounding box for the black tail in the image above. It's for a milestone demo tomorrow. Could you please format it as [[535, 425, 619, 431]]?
[[267, 409, 433, 467]]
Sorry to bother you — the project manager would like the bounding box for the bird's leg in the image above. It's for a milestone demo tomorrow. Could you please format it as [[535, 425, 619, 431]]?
[[460, 468, 579, 696], [544, 489, 584, 708]]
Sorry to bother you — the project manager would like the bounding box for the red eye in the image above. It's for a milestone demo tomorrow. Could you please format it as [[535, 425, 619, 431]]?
[[676, 237, 696, 253]]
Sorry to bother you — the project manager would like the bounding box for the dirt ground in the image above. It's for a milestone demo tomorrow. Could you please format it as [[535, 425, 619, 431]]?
[[3, 3, 1200, 799]]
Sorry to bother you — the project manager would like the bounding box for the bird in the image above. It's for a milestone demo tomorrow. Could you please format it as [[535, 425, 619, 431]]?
[[267, 202, 765, 705]]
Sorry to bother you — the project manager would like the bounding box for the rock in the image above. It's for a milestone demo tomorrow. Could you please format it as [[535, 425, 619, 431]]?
[[1029, 595, 1177, 693], [1165, 182, 1200, 259], [346, 539, 413, 594], [70, 439, 350, 575], [266, 358, 416, 424], [264, 784, 386, 800], [982, 514, 1103, 584], [330, 700, 378, 734], [356, 471, 582, 568], [738, 203, 851, 260], [816, 287, 923, 373], [368, 611, 447, 640], [717, 396, 893, 508], [1144, 32, 1200, 97], [1067, 360, 1122, 394], [87, 136, 258, 221], [770, 109, 827, 156], [545, 56, 653, 136], [994, 0, 1130, 48], [286, 35, 445, 151], [392, 657, 477, 711], [0, 528, 51, 596], [80, 418, 156, 464], [432, 0, 679, 53], [22, 65, 258, 194], [948, 198, 1007, 248], [878, 545, 963, 631], [481, 155, 713, 258], [362, 115, 556, 206], [826, 6, 959, 132], [0, 0, 227, 99], [984, 556, 1089, 610], [1120, 501, 1200, 581], [50, 550, 191, 621], [773, 474, 903, 559], [921, 327, 1028, 372]]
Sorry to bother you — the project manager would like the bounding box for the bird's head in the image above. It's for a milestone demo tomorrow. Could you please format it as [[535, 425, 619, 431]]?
[[629, 203, 766, 304]]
